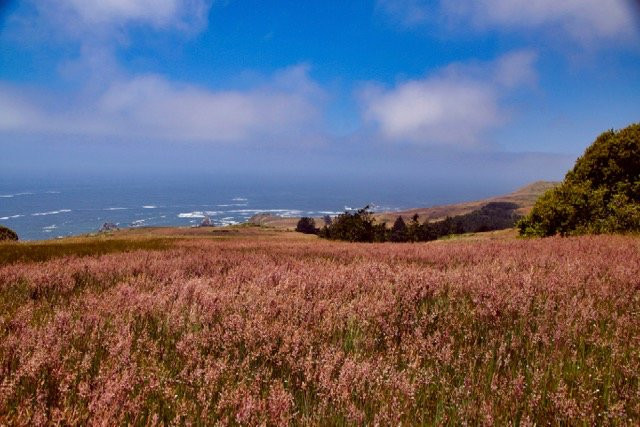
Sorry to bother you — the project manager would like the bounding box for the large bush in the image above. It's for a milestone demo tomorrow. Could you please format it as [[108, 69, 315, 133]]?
[[0, 225, 19, 241], [295, 217, 318, 234], [519, 123, 640, 236]]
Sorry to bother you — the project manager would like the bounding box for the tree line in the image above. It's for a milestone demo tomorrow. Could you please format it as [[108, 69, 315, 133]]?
[[296, 202, 520, 242]]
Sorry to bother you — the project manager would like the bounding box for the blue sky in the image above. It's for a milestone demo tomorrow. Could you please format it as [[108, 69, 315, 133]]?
[[1, 0, 639, 192]]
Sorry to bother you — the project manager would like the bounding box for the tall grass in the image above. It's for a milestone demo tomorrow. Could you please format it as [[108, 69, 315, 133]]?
[[0, 238, 173, 265], [0, 236, 638, 424]]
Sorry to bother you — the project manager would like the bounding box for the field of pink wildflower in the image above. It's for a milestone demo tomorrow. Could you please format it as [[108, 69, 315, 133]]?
[[1, 235, 639, 424]]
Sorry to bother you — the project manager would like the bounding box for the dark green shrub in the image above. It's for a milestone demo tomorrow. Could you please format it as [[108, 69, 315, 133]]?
[[390, 216, 408, 242], [295, 217, 318, 234], [419, 220, 438, 241], [407, 214, 421, 242], [373, 222, 389, 242], [0, 225, 18, 241], [325, 206, 376, 242]]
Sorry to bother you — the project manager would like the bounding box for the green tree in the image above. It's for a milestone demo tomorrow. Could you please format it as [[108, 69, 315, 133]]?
[[519, 123, 640, 236], [419, 220, 437, 241], [407, 214, 421, 242], [373, 222, 389, 242], [325, 206, 376, 242], [390, 216, 408, 242]]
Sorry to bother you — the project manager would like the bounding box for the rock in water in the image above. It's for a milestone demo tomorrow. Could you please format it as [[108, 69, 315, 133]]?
[[200, 215, 213, 227], [99, 222, 119, 232]]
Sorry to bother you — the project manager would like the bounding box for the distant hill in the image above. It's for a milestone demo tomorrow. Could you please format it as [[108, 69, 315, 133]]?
[[250, 181, 558, 229], [375, 181, 558, 224]]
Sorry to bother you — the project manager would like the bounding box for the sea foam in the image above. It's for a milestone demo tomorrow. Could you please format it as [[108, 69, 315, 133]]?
[[0, 214, 24, 220], [32, 209, 72, 216]]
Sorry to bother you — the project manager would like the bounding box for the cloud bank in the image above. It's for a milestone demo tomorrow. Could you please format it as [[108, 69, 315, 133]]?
[[360, 51, 537, 146], [1, 1, 329, 146], [0, 65, 325, 145], [28, 0, 212, 35], [379, 0, 638, 43]]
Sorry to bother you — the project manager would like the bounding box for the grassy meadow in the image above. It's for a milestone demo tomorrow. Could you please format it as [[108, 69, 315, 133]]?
[[1, 227, 639, 424]]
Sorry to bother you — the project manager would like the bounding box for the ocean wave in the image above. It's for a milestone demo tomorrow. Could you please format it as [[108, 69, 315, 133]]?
[[105, 207, 128, 211], [142, 205, 157, 209], [178, 211, 222, 219], [219, 216, 240, 226], [131, 219, 146, 226], [217, 203, 248, 207], [32, 209, 72, 216], [0, 192, 34, 198], [232, 197, 248, 201], [0, 214, 24, 220], [227, 209, 303, 216], [43, 225, 57, 230], [179, 212, 205, 219]]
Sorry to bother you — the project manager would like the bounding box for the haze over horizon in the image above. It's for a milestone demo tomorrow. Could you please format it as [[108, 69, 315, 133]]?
[[1, 0, 639, 192]]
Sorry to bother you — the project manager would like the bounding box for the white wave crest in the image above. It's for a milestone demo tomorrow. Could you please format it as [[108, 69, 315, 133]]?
[[0, 214, 24, 220], [32, 209, 72, 216], [227, 209, 302, 217], [0, 192, 34, 198], [178, 211, 221, 219], [178, 212, 205, 219]]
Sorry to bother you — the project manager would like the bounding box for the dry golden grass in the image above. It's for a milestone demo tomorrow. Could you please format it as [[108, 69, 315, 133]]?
[[376, 180, 558, 223], [0, 225, 319, 265]]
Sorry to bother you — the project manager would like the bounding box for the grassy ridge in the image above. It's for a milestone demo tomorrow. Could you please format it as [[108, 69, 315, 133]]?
[[0, 237, 174, 265], [0, 234, 639, 424]]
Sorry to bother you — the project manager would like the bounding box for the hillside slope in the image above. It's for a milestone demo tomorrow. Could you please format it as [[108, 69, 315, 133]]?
[[251, 181, 558, 229], [376, 181, 558, 223]]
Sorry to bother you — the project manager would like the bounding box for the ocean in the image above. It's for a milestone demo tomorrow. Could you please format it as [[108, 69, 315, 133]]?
[[0, 173, 507, 241]]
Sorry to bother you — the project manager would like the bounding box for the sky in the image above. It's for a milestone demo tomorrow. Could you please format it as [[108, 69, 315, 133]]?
[[1, 0, 639, 192]]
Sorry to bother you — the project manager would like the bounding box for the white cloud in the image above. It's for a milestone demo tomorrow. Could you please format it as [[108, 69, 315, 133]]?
[[0, 65, 326, 145], [446, 0, 637, 42], [361, 79, 500, 145], [378, 0, 637, 43], [494, 51, 538, 88], [376, 0, 430, 26], [18, 0, 212, 39], [360, 51, 537, 146], [63, 0, 184, 27]]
